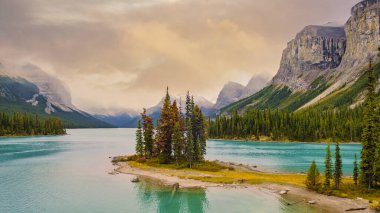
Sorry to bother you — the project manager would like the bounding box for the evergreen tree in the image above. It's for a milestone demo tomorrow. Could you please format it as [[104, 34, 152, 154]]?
[[360, 60, 378, 189], [172, 121, 182, 166], [141, 109, 154, 158], [155, 87, 173, 163], [324, 143, 333, 188], [306, 160, 320, 190], [353, 154, 359, 186], [186, 119, 194, 168], [334, 142, 342, 189], [135, 119, 144, 157]]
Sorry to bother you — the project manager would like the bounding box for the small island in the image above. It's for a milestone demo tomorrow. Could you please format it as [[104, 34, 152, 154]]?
[[113, 87, 380, 212]]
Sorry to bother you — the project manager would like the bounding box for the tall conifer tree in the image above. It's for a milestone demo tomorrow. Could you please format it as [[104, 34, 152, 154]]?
[[135, 119, 144, 157], [155, 87, 173, 163], [353, 154, 359, 186], [324, 143, 332, 188], [141, 109, 154, 158], [360, 60, 378, 189], [334, 142, 342, 189]]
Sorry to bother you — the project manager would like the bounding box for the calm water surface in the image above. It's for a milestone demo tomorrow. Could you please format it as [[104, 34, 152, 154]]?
[[0, 128, 359, 213], [207, 140, 361, 175]]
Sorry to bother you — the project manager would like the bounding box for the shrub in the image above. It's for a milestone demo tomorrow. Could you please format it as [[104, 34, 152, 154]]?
[[192, 161, 227, 172]]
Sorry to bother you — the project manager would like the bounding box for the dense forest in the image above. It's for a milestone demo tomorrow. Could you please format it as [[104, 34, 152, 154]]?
[[135, 89, 207, 167], [208, 107, 363, 142], [0, 112, 66, 136]]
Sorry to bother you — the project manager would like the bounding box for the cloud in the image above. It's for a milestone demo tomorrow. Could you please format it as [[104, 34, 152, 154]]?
[[0, 0, 359, 111]]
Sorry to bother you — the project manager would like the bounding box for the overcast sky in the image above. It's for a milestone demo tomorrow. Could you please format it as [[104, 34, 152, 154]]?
[[0, 0, 359, 112]]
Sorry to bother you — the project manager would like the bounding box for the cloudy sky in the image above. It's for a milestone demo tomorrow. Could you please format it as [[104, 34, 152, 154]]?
[[0, 0, 359, 112]]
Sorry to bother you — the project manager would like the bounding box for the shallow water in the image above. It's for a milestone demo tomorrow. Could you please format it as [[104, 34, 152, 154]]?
[[0, 128, 352, 212]]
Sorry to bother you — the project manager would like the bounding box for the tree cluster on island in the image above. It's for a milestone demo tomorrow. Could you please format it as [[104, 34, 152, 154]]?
[[0, 112, 66, 136], [306, 60, 380, 194], [135, 88, 207, 167]]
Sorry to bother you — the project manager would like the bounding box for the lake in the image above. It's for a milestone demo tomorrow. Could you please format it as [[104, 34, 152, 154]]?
[[0, 128, 360, 212]]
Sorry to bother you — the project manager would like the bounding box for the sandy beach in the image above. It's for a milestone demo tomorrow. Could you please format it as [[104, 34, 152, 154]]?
[[112, 161, 374, 213]]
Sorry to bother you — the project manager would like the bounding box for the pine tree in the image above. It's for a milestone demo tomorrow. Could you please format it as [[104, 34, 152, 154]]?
[[306, 160, 320, 190], [135, 119, 144, 157], [155, 87, 173, 163], [324, 143, 332, 189], [353, 154, 359, 186], [186, 119, 194, 168], [334, 142, 342, 189], [141, 109, 154, 158], [172, 121, 182, 166], [360, 60, 378, 189]]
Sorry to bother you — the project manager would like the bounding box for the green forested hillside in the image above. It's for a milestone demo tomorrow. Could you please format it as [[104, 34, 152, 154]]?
[[222, 63, 379, 114], [221, 77, 330, 113]]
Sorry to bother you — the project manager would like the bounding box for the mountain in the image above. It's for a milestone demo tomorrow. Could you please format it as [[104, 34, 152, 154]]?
[[0, 63, 113, 128], [241, 75, 270, 99], [222, 0, 380, 114], [93, 109, 139, 128], [215, 75, 269, 109], [214, 82, 245, 109]]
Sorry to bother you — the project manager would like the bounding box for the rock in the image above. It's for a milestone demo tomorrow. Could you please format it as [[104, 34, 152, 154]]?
[[131, 177, 140, 183], [214, 82, 245, 109], [271, 25, 346, 91], [356, 197, 363, 201], [346, 207, 367, 211], [279, 190, 289, 195], [308, 200, 316, 204]]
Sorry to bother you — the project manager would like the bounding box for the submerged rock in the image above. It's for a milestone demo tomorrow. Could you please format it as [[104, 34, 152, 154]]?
[[308, 200, 317, 204]]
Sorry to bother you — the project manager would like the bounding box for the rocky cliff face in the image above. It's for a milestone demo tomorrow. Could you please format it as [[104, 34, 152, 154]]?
[[272, 25, 346, 91], [214, 82, 245, 109], [270, 0, 380, 109], [301, 0, 380, 108], [215, 76, 269, 109]]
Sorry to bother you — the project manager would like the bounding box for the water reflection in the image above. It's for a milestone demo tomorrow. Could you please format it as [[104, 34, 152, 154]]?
[[136, 179, 208, 213]]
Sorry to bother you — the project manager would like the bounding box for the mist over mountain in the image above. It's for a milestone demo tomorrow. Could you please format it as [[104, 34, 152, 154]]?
[[215, 75, 270, 109], [0, 62, 113, 128]]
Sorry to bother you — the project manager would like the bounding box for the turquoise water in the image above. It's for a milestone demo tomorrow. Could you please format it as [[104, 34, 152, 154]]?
[[207, 140, 361, 175], [0, 129, 355, 212]]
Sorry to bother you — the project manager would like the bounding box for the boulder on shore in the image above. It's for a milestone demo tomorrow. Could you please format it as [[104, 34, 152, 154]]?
[[131, 177, 140, 183]]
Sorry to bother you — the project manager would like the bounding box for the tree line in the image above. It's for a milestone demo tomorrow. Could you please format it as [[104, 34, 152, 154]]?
[[135, 89, 207, 167], [0, 112, 66, 136], [208, 107, 363, 142]]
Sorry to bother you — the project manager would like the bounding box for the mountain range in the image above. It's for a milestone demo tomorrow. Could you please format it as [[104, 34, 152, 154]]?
[[221, 0, 380, 114]]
